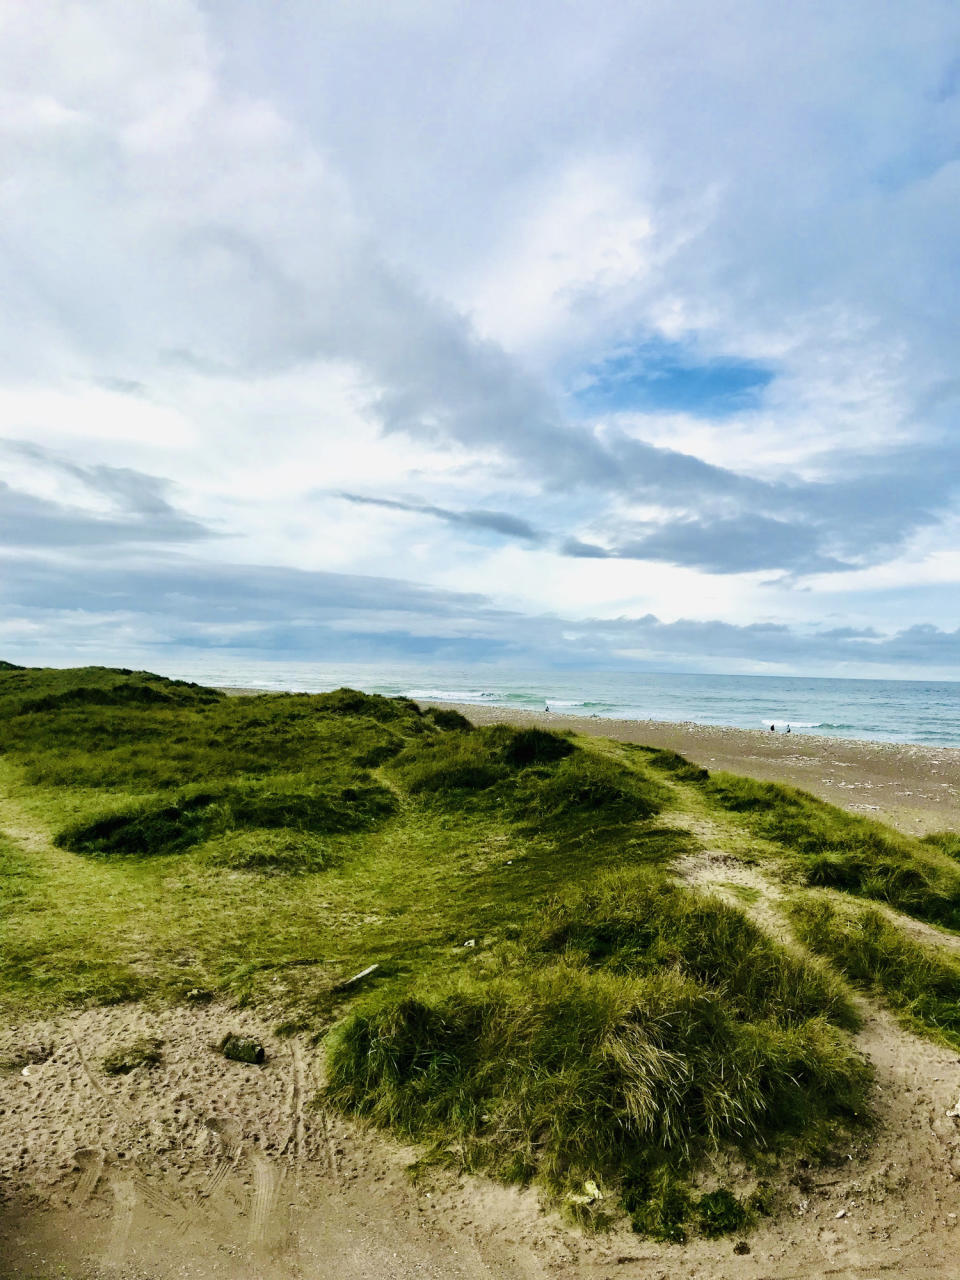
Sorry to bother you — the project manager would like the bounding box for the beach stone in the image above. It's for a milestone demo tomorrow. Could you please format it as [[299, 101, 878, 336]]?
[[220, 1034, 265, 1065]]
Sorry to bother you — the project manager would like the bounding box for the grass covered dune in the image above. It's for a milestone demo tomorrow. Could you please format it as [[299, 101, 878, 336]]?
[[433, 698, 960, 837], [4, 664, 960, 1245]]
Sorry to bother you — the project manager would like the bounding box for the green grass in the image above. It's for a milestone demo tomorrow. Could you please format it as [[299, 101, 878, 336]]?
[[54, 777, 397, 858], [392, 723, 576, 796], [922, 830, 960, 860], [788, 892, 960, 1049], [623, 744, 710, 783], [0, 667, 691, 1020], [7, 661, 952, 1239], [527, 871, 856, 1029], [703, 773, 960, 927], [325, 871, 869, 1233]]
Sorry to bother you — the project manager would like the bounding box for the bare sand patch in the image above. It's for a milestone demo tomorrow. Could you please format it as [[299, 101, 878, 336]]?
[[5, 992, 960, 1279]]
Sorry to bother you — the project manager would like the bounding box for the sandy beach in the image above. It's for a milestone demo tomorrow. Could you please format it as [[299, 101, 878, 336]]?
[[424, 702, 960, 837]]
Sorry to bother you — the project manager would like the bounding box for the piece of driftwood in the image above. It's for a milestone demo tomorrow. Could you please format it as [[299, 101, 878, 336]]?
[[334, 963, 380, 992]]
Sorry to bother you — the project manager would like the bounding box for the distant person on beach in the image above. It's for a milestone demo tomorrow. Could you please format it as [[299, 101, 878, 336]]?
[[544, 700, 550, 713], [770, 723, 775, 732], [786, 724, 791, 734]]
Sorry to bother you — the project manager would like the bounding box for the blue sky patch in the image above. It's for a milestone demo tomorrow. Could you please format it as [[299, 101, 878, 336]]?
[[571, 339, 774, 418]]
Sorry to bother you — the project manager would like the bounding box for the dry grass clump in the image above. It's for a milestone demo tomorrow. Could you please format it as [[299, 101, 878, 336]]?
[[101, 1035, 163, 1075]]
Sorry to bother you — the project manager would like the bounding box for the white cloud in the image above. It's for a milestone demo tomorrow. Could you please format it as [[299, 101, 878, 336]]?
[[3, 0, 960, 674]]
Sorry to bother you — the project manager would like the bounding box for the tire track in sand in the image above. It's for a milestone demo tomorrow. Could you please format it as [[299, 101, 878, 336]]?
[[196, 1114, 243, 1203], [103, 1175, 136, 1268], [69, 1026, 134, 1126], [70, 1148, 104, 1208], [315, 1104, 341, 1180], [247, 1154, 277, 1247]]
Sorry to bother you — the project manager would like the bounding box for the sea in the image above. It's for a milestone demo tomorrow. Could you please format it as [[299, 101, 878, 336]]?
[[149, 659, 960, 748]]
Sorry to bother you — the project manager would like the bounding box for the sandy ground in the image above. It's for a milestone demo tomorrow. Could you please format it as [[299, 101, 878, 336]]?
[[6, 703, 960, 1278], [428, 702, 960, 837], [5, 994, 960, 1280]]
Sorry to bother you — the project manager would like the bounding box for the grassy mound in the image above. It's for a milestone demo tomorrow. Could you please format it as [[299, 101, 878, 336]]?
[[0, 665, 221, 718], [325, 872, 869, 1236], [625, 744, 710, 783], [423, 707, 473, 731], [789, 893, 960, 1049], [200, 829, 331, 874], [529, 872, 855, 1028], [512, 753, 666, 830], [55, 790, 222, 857], [394, 726, 665, 837], [704, 774, 960, 927], [308, 687, 427, 723], [55, 778, 397, 858], [0, 672, 430, 791], [393, 724, 575, 796]]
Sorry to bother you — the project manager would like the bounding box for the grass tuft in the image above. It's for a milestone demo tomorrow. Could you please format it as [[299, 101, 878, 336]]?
[[704, 774, 960, 927], [922, 831, 960, 860], [788, 892, 960, 1048], [101, 1036, 163, 1075], [325, 872, 869, 1233]]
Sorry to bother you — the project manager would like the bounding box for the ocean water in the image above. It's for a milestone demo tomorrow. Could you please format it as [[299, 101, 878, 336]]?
[[152, 658, 960, 748]]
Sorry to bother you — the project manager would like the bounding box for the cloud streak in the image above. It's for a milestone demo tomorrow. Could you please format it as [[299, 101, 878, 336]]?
[[332, 492, 544, 543], [0, 483, 212, 549], [5, 549, 960, 677]]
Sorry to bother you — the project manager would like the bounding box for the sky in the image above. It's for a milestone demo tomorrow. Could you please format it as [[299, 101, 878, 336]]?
[[4, 0, 960, 679]]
